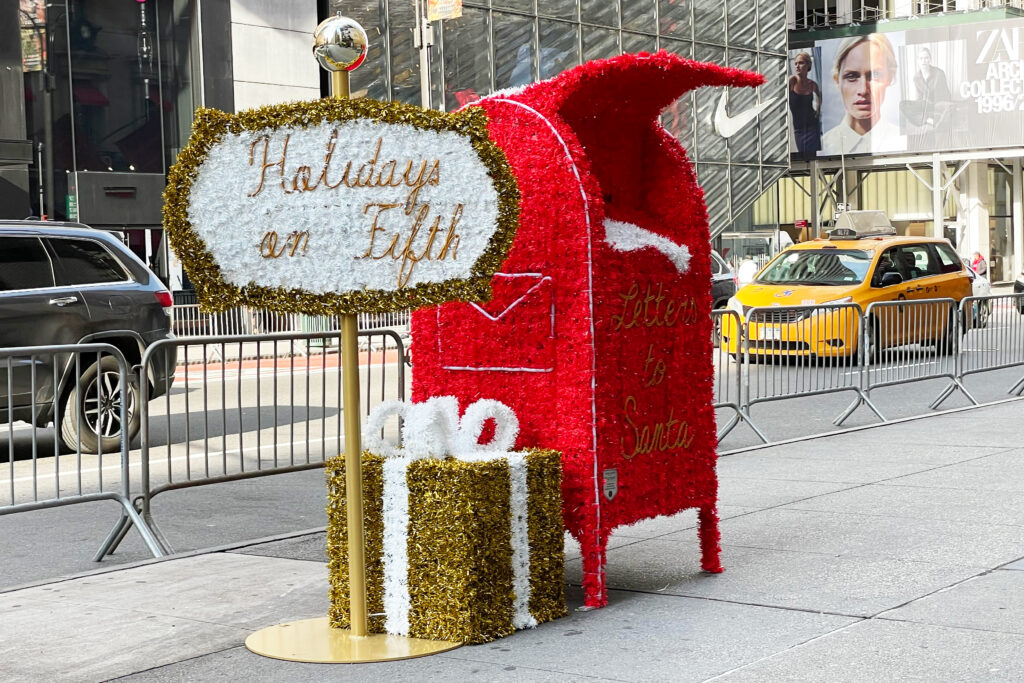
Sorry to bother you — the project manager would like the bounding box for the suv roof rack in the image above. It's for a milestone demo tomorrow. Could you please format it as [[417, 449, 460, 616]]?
[[828, 210, 897, 240]]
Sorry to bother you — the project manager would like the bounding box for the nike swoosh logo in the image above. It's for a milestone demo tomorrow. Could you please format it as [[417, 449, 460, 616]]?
[[713, 91, 779, 138], [604, 219, 691, 274]]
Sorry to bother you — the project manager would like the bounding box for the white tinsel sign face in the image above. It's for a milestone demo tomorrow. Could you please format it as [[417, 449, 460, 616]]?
[[163, 100, 519, 314]]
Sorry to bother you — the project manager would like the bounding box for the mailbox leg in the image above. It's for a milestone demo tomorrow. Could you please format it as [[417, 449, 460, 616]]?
[[698, 506, 724, 573], [580, 529, 609, 608]]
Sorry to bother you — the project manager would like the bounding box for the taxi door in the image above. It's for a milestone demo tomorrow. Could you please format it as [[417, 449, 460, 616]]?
[[867, 246, 906, 348], [892, 243, 950, 344]]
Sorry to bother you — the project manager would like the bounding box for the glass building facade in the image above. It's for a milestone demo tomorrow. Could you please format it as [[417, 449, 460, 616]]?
[[2, 0, 790, 284], [17, 0, 198, 216], [330, 0, 791, 240]]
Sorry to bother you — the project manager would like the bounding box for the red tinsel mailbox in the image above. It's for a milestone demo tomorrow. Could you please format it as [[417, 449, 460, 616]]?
[[412, 52, 763, 608]]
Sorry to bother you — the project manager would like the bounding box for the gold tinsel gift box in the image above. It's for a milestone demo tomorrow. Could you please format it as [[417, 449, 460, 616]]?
[[326, 449, 566, 644]]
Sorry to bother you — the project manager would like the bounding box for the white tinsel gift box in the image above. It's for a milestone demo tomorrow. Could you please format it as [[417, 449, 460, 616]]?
[[326, 398, 566, 644]]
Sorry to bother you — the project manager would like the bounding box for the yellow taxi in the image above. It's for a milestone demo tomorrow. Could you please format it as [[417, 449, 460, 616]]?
[[720, 213, 973, 359]]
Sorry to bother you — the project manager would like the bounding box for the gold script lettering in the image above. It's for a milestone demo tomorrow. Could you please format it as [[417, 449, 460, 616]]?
[[620, 395, 696, 459], [260, 231, 310, 259]]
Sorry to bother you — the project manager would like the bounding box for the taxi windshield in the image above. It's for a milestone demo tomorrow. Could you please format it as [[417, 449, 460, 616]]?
[[756, 249, 873, 286]]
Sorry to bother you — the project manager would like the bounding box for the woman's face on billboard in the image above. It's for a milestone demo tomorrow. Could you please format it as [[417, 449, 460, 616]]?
[[794, 54, 811, 76], [838, 41, 892, 127]]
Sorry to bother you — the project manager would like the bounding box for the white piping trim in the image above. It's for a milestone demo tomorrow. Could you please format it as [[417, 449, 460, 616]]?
[[468, 276, 552, 322], [487, 98, 603, 586]]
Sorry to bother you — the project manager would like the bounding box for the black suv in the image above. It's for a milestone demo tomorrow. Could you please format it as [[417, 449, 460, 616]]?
[[0, 221, 176, 452]]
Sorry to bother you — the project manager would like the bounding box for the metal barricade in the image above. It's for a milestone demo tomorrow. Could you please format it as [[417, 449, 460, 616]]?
[[1, 343, 163, 558], [712, 309, 767, 442], [173, 305, 411, 341], [740, 303, 882, 428], [97, 329, 407, 557], [862, 298, 976, 412], [935, 293, 1024, 404]]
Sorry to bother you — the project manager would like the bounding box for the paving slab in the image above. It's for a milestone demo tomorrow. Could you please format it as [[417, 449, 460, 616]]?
[[879, 569, 1024, 635], [15, 554, 328, 630], [727, 437, 1007, 466], [114, 646, 610, 683], [431, 587, 856, 683], [567, 539, 986, 617], [717, 476, 855, 509], [848, 413, 1023, 449], [883, 449, 1024, 492], [715, 619, 1024, 682], [0, 554, 327, 682], [779, 481, 1024, 526], [715, 452, 945, 485], [0, 600, 250, 683], [702, 507, 1024, 567]]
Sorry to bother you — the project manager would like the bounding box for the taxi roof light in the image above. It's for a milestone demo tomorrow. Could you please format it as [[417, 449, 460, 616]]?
[[828, 210, 897, 240]]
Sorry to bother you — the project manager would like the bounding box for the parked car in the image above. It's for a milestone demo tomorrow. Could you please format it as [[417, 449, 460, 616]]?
[[721, 217, 973, 360], [1015, 270, 1024, 314], [711, 250, 737, 342], [711, 249, 737, 308], [0, 221, 177, 452], [962, 257, 991, 328]]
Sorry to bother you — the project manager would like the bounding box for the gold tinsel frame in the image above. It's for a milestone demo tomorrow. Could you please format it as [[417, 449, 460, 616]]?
[[162, 99, 520, 315]]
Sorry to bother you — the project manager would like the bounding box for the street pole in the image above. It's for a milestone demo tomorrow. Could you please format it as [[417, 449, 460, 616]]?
[[413, 0, 433, 110]]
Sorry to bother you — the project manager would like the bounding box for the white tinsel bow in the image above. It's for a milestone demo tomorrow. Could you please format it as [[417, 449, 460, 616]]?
[[361, 397, 536, 635], [362, 396, 520, 459]]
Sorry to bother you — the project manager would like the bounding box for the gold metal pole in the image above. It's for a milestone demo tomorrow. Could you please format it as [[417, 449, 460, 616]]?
[[332, 70, 350, 100], [332, 68, 368, 639], [340, 312, 367, 637]]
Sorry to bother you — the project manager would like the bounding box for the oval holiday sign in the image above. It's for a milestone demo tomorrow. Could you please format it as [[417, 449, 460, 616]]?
[[163, 99, 519, 314]]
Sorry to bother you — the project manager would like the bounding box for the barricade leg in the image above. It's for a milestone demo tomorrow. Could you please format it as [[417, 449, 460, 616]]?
[[93, 497, 167, 560], [95, 495, 173, 559], [929, 380, 978, 409], [737, 407, 769, 444], [94, 510, 132, 560], [833, 390, 885, 426], [1010, 373, 1024, 397], [716, 411, 741, 441], [698, 505, 723, 573]]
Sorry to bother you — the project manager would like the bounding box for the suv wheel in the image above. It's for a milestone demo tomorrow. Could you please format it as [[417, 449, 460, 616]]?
[[60, 356, 140, 453]]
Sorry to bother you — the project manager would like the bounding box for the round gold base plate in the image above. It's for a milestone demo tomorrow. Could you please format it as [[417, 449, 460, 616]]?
[[245, 617, 461, 663]]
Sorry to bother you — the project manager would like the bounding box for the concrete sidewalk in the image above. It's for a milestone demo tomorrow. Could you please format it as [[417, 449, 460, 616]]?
[[2, 400, 1023, 682]]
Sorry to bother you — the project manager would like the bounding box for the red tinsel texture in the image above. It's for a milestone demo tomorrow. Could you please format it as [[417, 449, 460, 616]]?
[[412, 51, 762, 607]]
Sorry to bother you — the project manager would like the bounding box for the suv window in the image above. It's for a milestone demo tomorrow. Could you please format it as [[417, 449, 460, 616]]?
[[49, 238, 129, 286], [0, 236, 55, 291], [933, 243, 964, 274]]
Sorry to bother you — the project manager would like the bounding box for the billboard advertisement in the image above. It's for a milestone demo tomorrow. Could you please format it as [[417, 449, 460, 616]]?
[[790, 17, 1024, 159]]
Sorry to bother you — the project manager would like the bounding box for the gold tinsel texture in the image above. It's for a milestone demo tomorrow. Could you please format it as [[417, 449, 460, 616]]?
[[162, 98, 520, 315], [325, 450, 567, 644]]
